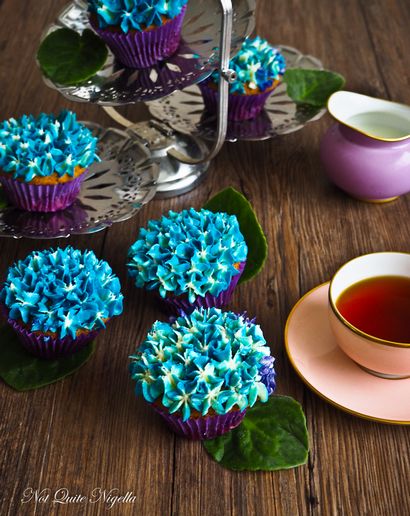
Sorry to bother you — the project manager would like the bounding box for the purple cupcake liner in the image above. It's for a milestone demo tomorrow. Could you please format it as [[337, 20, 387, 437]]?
[[91, 6, 186, 69], [200, 81, 280, 122], [3, 312, 100, 359], [0, 173, 85, 213], [159, 261, 246, 316], [152, 403, 246, 440]]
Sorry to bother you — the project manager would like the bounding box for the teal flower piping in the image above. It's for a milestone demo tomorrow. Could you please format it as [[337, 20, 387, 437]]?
[[0, 111, 99, 182], [129, 308, 274, 421], [88, 0, 188, 32], [0, 247, 123, 339], [127, 208, 248, 302], [209, 36, 287, 95]]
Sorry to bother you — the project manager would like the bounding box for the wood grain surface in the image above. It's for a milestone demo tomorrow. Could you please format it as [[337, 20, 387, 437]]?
[[0, 0, 409, 515]]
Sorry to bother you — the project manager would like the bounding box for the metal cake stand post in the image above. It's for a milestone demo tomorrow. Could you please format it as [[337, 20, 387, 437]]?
[[102, 0, 236, 198]]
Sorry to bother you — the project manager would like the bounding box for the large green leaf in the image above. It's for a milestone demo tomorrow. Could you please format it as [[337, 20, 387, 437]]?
[[203, 187, 267, 283], [0, 325, 95, 391], [283, 69, 345, 107], [203, 395, 309, 471], [37, 28, 108, 86]]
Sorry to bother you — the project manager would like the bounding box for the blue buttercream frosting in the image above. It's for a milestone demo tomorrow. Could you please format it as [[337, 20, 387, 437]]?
[[88, 0, 188, 32], [0, 247, 123, 339], [129, 308, 275, 421], [209, 36, 286, 95], [0, 111, 99, 183], [127, 208, 248, 302]]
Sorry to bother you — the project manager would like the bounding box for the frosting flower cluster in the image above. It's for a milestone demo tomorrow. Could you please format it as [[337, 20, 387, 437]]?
[[130, 308, 275, 421], [88, 0, 188, 32], [0, 111, 99, 182], [0, 247, 123, 339], [210, 36, 286, 94], [127, 208, 248, 302]]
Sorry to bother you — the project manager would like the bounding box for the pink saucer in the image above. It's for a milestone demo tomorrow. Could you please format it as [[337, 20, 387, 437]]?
[[285, 282, 410, 425]]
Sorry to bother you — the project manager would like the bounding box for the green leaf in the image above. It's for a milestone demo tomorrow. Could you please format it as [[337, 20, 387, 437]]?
[[37, 28, 108, 86], [203, 187, 267, 283], [0, 188, 8, 209], [283, 69, 345, 107], [0, 325, 95, 391], [203, 395, 309, 471]]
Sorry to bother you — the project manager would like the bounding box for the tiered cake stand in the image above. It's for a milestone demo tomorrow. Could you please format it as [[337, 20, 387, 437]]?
[[0, 0, 327, 238], [40, 0, 257, 199]]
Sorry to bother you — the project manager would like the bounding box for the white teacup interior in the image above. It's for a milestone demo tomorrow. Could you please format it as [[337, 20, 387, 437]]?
[[330, 252, 410, 307]]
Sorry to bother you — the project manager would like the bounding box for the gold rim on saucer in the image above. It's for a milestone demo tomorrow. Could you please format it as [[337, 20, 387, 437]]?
[[284, 282, 410, 425]]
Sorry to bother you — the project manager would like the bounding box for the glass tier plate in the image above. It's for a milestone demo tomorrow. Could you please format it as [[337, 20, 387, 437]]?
[[0, 124, 158, 239], [39, 0, 255, 105], [148, 45, 327, 142]]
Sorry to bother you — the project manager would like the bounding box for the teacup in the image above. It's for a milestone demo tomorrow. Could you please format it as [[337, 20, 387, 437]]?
[[328, 252, 410, 379]]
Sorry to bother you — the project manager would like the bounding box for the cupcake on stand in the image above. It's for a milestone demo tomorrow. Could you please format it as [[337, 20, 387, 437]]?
[[0, 111, 99, 213], [200, 36, 286, 121], [88, 0, 188, 68]]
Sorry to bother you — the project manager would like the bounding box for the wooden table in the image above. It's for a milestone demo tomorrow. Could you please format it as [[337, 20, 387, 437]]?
[[0, 0, 409, 514]]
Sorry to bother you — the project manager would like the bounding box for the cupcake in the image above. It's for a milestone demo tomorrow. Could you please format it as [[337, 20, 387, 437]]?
[[0, 111, 99, 213], [127, 208, 248, 316], [0, 247, 123, 359], [200, 36, 286, 121], [88, 0, 188, 69], [129, 308, 276, 440]]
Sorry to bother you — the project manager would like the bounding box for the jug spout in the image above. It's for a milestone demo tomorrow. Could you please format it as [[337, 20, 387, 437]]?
[[327, 91, 410, 142]]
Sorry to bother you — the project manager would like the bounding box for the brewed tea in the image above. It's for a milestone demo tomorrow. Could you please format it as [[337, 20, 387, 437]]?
[[336, 276, 410, 343]]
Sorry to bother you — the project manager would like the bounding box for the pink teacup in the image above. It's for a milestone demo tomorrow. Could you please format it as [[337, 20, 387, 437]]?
[[328, 252, 410, 379]]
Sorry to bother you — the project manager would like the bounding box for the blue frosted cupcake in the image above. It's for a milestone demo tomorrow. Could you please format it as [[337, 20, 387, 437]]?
[[88, 0, 188, 69], [130, 307, 276, 439], [0, 111, 99, 212], [200, 36, 287, 121], [127, 208, 248, 316], [0, 247, 123, 359]]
